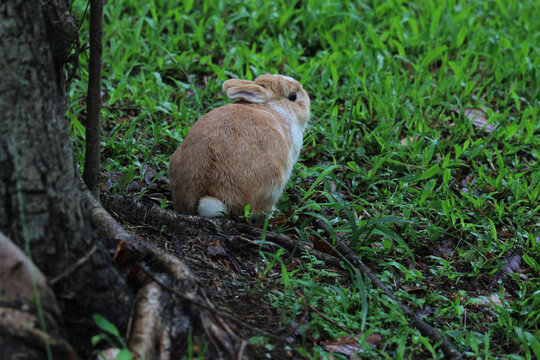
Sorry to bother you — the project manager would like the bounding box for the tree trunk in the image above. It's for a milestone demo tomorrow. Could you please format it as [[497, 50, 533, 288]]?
[[0, 0, 134, 357]]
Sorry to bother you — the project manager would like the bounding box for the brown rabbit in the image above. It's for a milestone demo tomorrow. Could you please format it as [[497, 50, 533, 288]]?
[[169, 74, 310, 216]]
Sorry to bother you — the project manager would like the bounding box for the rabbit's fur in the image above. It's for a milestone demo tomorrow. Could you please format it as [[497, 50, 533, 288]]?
[[169, 74, 310, 216]]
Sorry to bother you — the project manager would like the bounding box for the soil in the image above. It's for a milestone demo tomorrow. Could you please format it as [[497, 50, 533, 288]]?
[[91, 173, 520, 358], [114, 211, 321, 359]]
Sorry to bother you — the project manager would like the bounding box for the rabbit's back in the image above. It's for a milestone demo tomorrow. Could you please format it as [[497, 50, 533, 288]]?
[[169, 103, 291, 215]]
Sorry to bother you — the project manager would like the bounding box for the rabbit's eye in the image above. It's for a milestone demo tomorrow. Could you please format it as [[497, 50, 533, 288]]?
[[288, 93, 297, 102]]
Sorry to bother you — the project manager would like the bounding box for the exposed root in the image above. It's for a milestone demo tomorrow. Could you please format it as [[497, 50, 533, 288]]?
[[0, 231, 77, 359], [100, 191, 462, 359], [100, 191, 342, 267], [82, 190, 239, 359], [307, 206, 463, 359], [128, 283, 164, 359]]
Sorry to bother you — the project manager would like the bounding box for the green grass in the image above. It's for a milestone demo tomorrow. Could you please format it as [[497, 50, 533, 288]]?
[[68, 0, 540, 358]]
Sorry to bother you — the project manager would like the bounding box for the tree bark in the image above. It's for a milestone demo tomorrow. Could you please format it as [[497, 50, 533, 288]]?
[[0, 0, 133, 357], [0, 231, 77, 360], [40, 0, 78, 93]]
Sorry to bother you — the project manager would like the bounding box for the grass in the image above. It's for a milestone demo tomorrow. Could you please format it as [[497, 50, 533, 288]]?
[[68, 0, 539, 358]]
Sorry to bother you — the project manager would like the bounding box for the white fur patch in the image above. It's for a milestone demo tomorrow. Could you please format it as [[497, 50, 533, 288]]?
[[269, 176, 285, 204], [260, 108, 286, 138], [268, 103, 304, 179], [289, 120, 304, 162], [273, 74, 297, 82], [269, 102, 296, 125], [285, 120, 304, 182], [198, 196, 227, 217]]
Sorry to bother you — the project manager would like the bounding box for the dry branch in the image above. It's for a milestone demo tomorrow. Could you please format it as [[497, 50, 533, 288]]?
[[337, 238, 460, 358], [287, 191, 463, 358]]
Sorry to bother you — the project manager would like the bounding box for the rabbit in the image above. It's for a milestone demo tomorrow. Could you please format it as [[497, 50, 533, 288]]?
[[169, 74, 311, 216]]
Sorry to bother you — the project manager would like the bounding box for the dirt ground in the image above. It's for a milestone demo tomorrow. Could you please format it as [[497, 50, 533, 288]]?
[[116, 212, 315, 359]]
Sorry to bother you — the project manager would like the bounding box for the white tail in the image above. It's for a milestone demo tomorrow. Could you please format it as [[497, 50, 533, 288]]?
[[198, 196, 227, 217]]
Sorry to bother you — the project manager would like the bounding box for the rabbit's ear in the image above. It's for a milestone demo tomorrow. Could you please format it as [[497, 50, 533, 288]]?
[[223, 79, 271, 103]]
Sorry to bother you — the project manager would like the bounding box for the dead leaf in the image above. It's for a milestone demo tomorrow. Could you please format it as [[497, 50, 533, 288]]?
[[433, 237, 455, 258], [286, 259, 303, 272], [101, 171, 121, 191], [323, 335, 363, 358], [328, 180, 337, 193], [145, 192, 167, 204], [474, 293, 507, 308], [127, 181, 139, 191], [400, 135, 419, 147], [415, 304, 434, 319], [313, 237, 338, 256], [401, 285, 425, 293], [483, 184, 496, 192], [459, 172, 476, 194], [323, 334, 381, 358], [144, 165, 158, 185], [97, 348, 121, 360], [365, 333, 382, 347], [458, 108, 496, 133], [498, 228, 514, 239], [207, 244, 227, 257], [492, 253, 524, 283], [143, 165, 169, 187], [501, 254, 522, 275], [100, 179, 112, 191]]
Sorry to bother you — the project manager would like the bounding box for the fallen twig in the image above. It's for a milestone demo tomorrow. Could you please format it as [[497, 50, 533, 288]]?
[[50, 245, 97, 286], [332, 236, 461, 358], [296, 290, 351, 335], [288, 190, 462, 358]]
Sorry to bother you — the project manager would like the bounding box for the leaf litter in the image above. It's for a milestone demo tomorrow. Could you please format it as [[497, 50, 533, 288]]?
[[323, 334, 382, 359], [457, 108, 496, 133]]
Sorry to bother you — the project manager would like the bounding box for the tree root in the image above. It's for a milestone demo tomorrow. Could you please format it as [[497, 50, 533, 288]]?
[[101, 192, 463, 359], [83, 190, 238, 359], [291, 188, 463, 358], [99, 192, 342, 268], [128, 282, 165, 359], [0, 231, 78, 360], [304, 201, 463, 359], [333, 235, 461, 358]]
